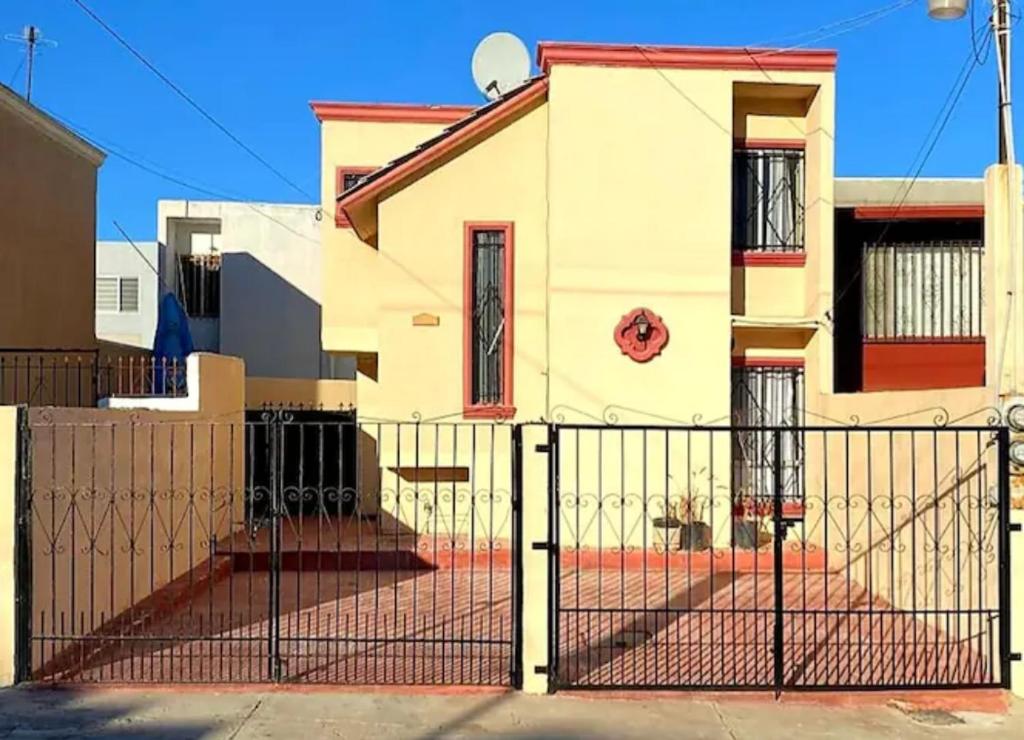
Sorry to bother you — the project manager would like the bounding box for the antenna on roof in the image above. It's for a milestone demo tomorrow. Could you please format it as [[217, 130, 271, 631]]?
[[3, 25, 57, 101], [471, 32, 530, 101]]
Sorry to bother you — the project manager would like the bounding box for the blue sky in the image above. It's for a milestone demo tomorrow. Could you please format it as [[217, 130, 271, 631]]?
[[0, 0, 1013, 240]]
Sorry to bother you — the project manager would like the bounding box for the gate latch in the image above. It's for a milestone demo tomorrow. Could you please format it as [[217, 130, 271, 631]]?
[[1010, 523, 1023, 533], [532, 541, 554, 552]]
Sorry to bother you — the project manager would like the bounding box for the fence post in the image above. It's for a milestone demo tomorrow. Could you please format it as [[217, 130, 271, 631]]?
[[1011, 503, 1024, 697], [0, 406, 22, 686], [519, 423, 553, 694]]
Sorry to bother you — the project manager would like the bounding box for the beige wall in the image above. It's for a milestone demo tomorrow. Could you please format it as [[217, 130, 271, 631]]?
[[0, 407, 17, 686], [0, 90, 102, 351], [362, 103, 549, 421], [321, 119, 453, 356]]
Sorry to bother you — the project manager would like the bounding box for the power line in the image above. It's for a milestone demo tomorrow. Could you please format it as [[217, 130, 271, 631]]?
[[45, 106, 322, 246], [748, 0, 917, 53], [7, 54, 24, 87], [68, 0, 314, 202], [824, 28, 990, 327]]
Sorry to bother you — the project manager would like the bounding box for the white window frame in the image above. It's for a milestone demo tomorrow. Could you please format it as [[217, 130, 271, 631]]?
[[96, 275, 141, 314]]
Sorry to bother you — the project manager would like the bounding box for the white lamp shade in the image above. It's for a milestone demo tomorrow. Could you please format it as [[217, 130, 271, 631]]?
[[928, 0, 969, 19]]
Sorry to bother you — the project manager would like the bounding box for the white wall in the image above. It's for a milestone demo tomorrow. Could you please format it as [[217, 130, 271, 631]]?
[[94, 240, 160, 349], [157, 200, 353, 379]]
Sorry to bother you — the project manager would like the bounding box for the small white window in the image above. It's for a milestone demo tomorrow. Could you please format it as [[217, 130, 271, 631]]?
[[96, 277, 119, 313], [120, 277, 140, 313], [97, 276, 141, 313]]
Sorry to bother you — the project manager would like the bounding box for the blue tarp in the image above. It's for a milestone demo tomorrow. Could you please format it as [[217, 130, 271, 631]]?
[[152, 293, 193, 394]]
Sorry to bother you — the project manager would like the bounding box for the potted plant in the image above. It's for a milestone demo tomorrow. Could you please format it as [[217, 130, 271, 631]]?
[[651, 500, 683, 553], [731, 496, 769, 550], [678, 496, 712, 551]]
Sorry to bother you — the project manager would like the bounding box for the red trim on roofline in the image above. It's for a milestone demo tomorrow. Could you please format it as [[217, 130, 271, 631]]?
[[536, 42, 837, 74], [853, 205, 984, 221], [310, 101, 477, 124], [338, 78, 549, 223]]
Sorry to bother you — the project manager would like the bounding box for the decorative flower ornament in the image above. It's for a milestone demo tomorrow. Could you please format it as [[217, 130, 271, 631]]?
[[614, 308, 669, 362]]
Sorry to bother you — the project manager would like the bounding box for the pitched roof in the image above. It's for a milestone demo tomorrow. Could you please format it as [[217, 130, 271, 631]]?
[[337, 76, 549, 236]]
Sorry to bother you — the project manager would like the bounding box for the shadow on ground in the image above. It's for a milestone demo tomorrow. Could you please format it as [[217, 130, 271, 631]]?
[[0, 686, 225, 738]]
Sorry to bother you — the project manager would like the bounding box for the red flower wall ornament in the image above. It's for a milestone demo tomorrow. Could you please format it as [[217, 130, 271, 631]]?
[[614, 308, 669, 363]]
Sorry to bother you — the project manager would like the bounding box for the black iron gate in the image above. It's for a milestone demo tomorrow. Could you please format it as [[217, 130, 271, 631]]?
[[547, 423, 1010, 693], [16, 412, 521, 686]]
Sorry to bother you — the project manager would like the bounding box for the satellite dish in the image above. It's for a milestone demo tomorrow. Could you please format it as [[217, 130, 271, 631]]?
[[472, 32, 530, 100]]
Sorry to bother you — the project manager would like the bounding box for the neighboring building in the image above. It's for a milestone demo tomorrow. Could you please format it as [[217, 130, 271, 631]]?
[[0, 82, 107, 405], [155, 199, 355, 408], [0, 82, 105, 353], [95, 240, 160, 349]]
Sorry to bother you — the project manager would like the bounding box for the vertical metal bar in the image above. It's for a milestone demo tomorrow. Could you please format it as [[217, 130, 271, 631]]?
[[511, 424, 524, 689], [997, 427, 1011, 687], [268, 414, 281, 682], [13, 408, 32, 683], [772, 428, 784, 696], [548, 423, 559, 690]]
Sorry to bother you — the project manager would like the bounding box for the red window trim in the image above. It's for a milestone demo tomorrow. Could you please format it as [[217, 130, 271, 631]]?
[[853, 204, 984, 221], [463, 222, 515, 419], [731, 251, 807, 267], [731, 356, 805, 368], [335, 166, 375, 227], [734, 138, 806, 151]]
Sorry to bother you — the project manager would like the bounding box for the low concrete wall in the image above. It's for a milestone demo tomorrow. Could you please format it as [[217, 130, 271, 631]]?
[[0, 407, 17, 686]]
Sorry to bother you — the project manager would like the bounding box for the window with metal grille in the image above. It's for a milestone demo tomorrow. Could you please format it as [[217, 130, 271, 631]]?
[[96, 276, 140, 313], [733, 148, 805, 252], [862, 240, 984, 340], [177, 254, 221, 318], [335, 167, 374, 227], [731, 364, 804, 502], [465, 224, 513, 413]]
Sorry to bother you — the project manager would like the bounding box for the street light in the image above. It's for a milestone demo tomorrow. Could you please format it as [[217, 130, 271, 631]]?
[[928, 0, 969, 18], [929, 0, 1012, 163]]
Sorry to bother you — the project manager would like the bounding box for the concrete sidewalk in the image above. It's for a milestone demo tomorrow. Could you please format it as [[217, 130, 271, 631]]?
[[0, 687, 1020, 739]]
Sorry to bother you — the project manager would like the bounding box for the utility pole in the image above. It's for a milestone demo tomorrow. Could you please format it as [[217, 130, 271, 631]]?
[[996, 0, 1012, 163]]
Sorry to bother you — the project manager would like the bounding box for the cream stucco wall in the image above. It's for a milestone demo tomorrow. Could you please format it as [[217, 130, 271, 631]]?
[[320, 119, 457, 356], [361, 104, 549, 421], [0, 407, 17, 687]]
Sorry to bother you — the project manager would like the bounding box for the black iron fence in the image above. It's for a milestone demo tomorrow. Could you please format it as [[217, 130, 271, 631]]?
[[547, 424, 1009, 692], [18, 413, 521, 686], [14, 415, 1010, 693], [0, 350, 188, 407]]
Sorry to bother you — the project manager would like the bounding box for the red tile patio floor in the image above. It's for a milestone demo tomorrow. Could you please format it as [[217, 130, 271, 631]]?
[[35, 564, 998, 689]]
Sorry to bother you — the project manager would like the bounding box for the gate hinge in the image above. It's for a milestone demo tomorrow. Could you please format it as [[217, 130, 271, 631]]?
[[532, 541, 554, 552], [535, 443, 551, 453], [1011, 523, 1023, 533], [534, 665, 549, 674], [1011, 653, 1022, 662]]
